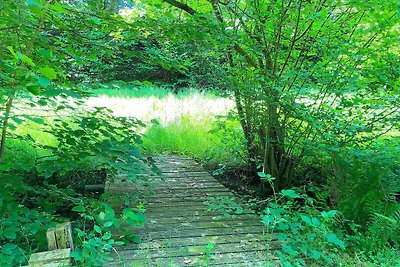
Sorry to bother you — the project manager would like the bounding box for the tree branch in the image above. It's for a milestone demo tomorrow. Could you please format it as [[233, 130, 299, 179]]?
[[0, 26, 19, 31], [162, 0, 197, 15], [163, 0, 258, 68]]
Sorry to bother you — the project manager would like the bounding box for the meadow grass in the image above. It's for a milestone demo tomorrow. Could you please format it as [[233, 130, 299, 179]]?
[[86, 86, 234, 123], [143, 115, 224, 159], [2, 120, 59, 171], [85, 84, 244, 164]]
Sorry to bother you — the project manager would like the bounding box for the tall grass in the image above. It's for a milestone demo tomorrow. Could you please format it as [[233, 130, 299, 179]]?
[[143, 115, 222, 158], [86, 86, 234, 124], [85, 84, 245, 165]]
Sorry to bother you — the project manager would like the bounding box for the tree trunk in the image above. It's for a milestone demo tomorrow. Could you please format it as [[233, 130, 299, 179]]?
[[0, 90, 15, 162], [233, 90, 259, 176]]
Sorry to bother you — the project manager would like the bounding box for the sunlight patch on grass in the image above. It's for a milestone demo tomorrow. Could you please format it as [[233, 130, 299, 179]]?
[[86, 87, 235, 125], [85, 85, 242, 162], [143, 115, 224, 159]]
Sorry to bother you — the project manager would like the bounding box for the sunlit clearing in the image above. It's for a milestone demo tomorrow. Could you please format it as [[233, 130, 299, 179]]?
[[86, 91, 235, 125]]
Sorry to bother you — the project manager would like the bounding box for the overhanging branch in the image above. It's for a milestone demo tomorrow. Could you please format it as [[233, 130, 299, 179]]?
[[163, 0, 197, 15], [163, 0, 257, 68]]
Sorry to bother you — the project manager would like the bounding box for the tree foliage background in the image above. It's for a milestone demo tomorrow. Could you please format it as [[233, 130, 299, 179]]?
[[1, 0, 399, 266]]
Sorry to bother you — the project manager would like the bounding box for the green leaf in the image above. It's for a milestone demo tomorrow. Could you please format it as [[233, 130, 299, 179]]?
[[7, 46, 18, 59], [71, 248, 83, 260], [257, 172, 266, 178], [4, 227, 17, 239], [102, 232, 112, 240], [325, 233, 345, 249], [372, 212, 397, 224], [25, 116, 45, 124], [321, 210, 337, 219], [281, 189, 301, 199], [38, 67, 57, 79], [26, 0, 42, 6], [93, 225, 102, 234], [133, 236, 142, 244], [311, 217, 320, 226], [258, 172, 275, 181], [72, 204, 86, 213], [27, 85, 41, 95], [300, 214, 311, 225], [282, 244, 298, 256], [18, 53, 36, 66], [103, 221, 113, 228], [136, 213, 146, 224], [11, 117, 25, 125], [2, 243, 18, 254], [262, 214, 275, 225], [37, 76, 51, 88], [50, 3, 65, 12], [98, 212, 106, 220], [124, 211, 138, 221], [38, 99, 47, 106], [204, 243, 215, 252], [310, 249, 321, 260]]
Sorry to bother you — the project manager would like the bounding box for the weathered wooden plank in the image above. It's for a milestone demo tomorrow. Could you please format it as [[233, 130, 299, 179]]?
[[29, 248, 71, 267], [117, 240, 275, 260], [154, 177, 218, 183], [124, 232, 276, 250], [143, 209, 256, 219], [144, 215, 260, 228], [140, 225, 271, 241], [105, 156, 275, 266], [151, 185, 224, 192], [144, 192, 235, 200], [143, 218, 263, 233], [107, 255, 275, 267], [144, 187, 230, 195]]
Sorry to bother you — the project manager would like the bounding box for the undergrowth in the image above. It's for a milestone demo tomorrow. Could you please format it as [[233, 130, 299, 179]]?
[[0, 98, 150, 266]]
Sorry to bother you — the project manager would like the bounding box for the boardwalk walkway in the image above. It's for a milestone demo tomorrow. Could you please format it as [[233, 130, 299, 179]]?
[[106, 156, 276, 266]]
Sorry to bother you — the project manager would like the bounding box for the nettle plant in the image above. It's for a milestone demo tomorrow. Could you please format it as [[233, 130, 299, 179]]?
[[262, 187, 346, 266], [205, 196, 245, 220], [0, 193, 55, 266], [71, 201, 146, 266]]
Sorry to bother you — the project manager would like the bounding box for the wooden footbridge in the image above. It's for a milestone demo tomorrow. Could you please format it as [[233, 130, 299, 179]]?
[[106, 156, 277, 266]]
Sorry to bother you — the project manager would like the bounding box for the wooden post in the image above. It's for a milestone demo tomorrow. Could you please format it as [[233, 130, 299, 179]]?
[[46, 222, 74, 251], [28, 222, 74, 267]]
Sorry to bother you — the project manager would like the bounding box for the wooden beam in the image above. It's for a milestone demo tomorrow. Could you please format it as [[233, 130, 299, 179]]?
[[29, 248, 71, 267]]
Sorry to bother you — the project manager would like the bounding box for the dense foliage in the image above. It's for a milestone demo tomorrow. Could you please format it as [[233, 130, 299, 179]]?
[[136, 0, 399, 265], [1, 1, 150, 266], [1, 0, 399, 266]]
